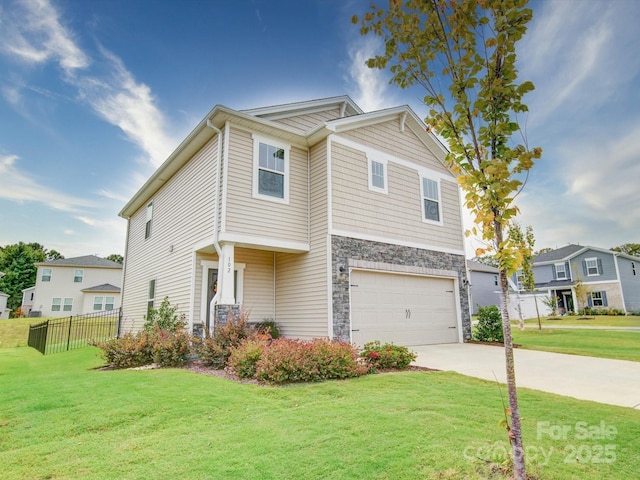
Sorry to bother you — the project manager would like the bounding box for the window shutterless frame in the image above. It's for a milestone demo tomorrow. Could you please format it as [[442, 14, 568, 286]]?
[[420, 176, 443, 225], [252, 134, 290, 204]]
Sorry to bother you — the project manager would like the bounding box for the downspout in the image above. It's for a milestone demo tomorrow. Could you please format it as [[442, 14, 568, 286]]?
[[206, 120, 223, 330]]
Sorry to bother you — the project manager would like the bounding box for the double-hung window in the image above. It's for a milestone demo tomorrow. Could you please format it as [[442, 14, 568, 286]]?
[[253, 136, 289, 203], [51, 297, 62, 312], [585, 258, 600, 276], [421, 176, 442, 224], [554, 263, 567, 280], [42, 268, 52, 282], [368, 157, 387, 193], [93, 296, 104, 311], [74, 269, 84, 283], [148, 279, 156, 317], [589, 291, 607, 307], [52, 297, 73, 312], [145, 202, 153, 239], [93, 296, 116, 311]]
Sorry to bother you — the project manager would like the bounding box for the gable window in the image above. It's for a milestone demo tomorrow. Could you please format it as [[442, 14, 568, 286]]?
[[42, 268, 52, 282], [368, 158, 387, 193], [145, 202, 153, 239], [554, 263, 567, 280], [253, 135, 289, 203], [493, 274, 498, 286], [421, 177, 441, 223], [588, 291, 607, 307], [74, 269, 84, 283], [584, 258, 600, 276], [148, 279, 156, 317]]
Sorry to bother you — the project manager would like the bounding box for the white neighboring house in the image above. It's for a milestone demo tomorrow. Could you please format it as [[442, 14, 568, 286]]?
[[31, 255, 123, 318], [0, 291, 9, 319], [21, 286, 36, 316]]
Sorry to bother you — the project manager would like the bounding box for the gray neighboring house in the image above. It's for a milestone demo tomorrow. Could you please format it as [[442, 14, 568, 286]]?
[[532, 244, 640, 314], [467, 260, 500, 315]]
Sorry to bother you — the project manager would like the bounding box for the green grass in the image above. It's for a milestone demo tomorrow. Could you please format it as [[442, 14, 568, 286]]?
[[0, 317, 34, 348], [1, 347, 639, 479], [514, 315, 640, 328], [512, 329, 640, 362]]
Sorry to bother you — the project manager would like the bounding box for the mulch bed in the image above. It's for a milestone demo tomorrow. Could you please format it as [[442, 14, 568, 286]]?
[[467, 340, 521, 348]]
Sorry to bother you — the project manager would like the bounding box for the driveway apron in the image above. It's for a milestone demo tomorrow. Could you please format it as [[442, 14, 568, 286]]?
[[412, 343, 640, 409]]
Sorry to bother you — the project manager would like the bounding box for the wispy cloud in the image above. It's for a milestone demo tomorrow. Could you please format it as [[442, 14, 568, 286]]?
[[347, 36, 394, 112], [0, 153, 96, 213], [0, 0, 175, 166]]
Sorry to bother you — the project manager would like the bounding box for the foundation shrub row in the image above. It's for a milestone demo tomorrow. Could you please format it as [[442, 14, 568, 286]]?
[[94, 303, 416, 384]]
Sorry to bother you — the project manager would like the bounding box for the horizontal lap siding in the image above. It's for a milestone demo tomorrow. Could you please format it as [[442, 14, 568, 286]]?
[[236, 248, 275, 322], [331, 142, 463, 251], [342, 121, 451, 176], [224, 127, 308, 244], [275, 141, 329, 339], [121, 138, 218, 332], [272, 107, 342, 131]]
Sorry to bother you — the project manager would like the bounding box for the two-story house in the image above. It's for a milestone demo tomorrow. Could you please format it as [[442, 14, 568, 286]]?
[[118, 96, 471, 346], [31, 255, 123, 318], [532, 244, 640, 314]]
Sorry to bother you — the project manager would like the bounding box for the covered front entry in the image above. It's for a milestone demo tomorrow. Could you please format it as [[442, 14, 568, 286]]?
[[350, 269, 459, 347]]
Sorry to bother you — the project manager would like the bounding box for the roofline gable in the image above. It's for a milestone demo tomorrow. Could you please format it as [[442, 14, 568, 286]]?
[[241, 95, 363, 119]]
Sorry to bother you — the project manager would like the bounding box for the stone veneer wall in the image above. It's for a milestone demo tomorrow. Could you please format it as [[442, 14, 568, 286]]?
[[331, 235, 471, 342]]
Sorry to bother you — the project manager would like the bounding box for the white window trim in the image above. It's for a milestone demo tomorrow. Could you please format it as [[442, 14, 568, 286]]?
[[252, 134, 290, 204], [51, 297, 62, 311], [63, 298, 73, 312], [42, 268, 52, 282], [554, 263, 567, 280], [585, 257, 600, 276], [367, 156, 388, 194], [420, 175, 443, 226], [93, 296, 104, 311], [74, 269, 84, 283], [145, 202, 153, 239], [93, 295, 116, 311], [590, 291, 604, 307]]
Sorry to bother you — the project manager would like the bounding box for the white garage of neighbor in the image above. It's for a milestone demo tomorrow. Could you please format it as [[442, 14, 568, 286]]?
[[349, 269, 461, 347]]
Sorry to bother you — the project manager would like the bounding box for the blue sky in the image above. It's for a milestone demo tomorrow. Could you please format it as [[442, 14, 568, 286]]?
[[1, 0, 639, 259]]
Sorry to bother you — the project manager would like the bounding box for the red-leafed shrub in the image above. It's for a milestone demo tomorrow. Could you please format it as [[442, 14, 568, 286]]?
[[93, 332, 152, 369], [199, 312, 255, 368], [148, 326, 191, 367], [255, 338, 368, 384], [360, 341, 417, 371], [228, 338, 268, 378]]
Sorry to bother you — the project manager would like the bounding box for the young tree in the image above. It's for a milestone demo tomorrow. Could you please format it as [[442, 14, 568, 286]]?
[[354, 2, 541, 477], [509, 223, 540, 329]]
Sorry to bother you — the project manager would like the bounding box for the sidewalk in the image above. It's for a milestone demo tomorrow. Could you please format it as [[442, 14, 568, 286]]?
[[412, 343, 640, 409]]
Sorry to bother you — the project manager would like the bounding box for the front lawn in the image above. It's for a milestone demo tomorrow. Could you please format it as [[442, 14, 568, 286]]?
[[514, 315, 640, 328], [1, 346, 639, 479], [0, 317, 34, 348], [511, 329, 640, 362]]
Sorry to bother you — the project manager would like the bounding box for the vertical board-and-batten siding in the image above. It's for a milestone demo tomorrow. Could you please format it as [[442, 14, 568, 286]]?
[[330, 132, 464, 252], [120, 137, 218, 331], [270, 107, 343, 132], [275, 140, 330, 339], [223, 126, 309, 245]]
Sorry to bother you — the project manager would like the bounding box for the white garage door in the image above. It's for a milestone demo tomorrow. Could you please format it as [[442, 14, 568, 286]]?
[[350, 270, 459, 347]]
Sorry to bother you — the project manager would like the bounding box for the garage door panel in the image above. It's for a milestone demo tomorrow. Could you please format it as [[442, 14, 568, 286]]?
[[350, 270, 458, 347]]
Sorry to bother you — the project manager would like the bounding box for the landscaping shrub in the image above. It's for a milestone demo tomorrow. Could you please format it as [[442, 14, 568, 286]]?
[[228, 339, 266, 378], [255, 338, 368, 384], [360, 341, 417, 371], [144, 296, 184, 332], [473, 305, 504, 343], [253, 319, 280, 339], [148, 326, 191, 367], [93, 332, 152, 369], [199, 312, 254, 368]]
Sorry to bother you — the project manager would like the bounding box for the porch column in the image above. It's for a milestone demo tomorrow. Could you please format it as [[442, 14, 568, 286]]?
[[218, 242, 236, 305]]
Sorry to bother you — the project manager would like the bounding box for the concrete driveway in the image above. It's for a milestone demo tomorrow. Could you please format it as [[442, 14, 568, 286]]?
[[412, 343, 640, 409]]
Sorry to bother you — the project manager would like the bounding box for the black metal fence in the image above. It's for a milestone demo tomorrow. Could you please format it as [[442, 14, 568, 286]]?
[[28, 308, 121, 355]]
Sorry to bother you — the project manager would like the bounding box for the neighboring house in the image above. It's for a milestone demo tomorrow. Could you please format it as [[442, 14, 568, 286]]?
[[119, 96, 471, 347], [0, 291, 9, 319], [21, 286, 36, 316], [532, 244, 640, 314], [467, 260, 500, 315], [31, 255, 123, 318]]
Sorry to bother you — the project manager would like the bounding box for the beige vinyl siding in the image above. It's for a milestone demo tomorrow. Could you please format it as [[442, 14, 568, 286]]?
[[121, 137, 218, 332], [341, 120, 451, 176], [272, 107, 342, 131], [331, 141, 464, 251], [275, 140, 330, 339], [224, 127, 309, 245]]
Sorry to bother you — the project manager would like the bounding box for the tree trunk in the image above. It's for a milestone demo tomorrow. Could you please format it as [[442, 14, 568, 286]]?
[[496, 224, 526, 479]]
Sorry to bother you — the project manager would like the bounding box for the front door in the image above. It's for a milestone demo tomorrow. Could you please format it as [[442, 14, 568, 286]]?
[[561, 292, 574, 314]]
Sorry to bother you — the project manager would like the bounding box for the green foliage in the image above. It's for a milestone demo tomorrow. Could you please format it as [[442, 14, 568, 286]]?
[[144, 296, 183, 332], [508, 224, 535, 291], [360, 341, 417, 371], [0, 242, 63, 313], [255, 338, 368, 384], [540, 294, 559, 316], [578, 308, 625, 317], [106, 254, 124, 264], [199, 312, 253, 368], [253, 319, 280, 339], [148, 326, 191, 367], [610, 243, 640, 257], [473, 305, 504, 343], [228, 339, 267, 378]]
